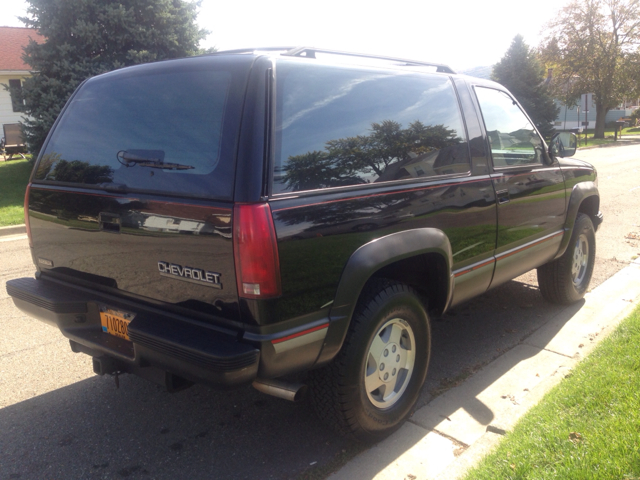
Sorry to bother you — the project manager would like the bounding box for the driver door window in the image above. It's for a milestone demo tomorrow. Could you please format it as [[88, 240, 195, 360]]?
[[475, 87, 544, 168]]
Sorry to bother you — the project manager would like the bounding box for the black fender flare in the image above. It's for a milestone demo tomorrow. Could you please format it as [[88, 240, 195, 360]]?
[[555, 181, 600, 260], [314, 228, 453, 366]]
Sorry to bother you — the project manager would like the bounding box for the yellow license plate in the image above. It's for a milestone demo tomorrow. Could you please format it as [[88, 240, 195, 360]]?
[[100, 307, 134, 341]]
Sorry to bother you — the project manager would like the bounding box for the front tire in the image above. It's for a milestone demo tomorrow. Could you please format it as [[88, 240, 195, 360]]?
[[537, 213, 596, 304], [309, 280, 431, 443]]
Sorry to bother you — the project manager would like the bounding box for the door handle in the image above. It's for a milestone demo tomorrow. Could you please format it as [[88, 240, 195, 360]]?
[[99, 212, 121, 233], [496, 189, 510, 204]]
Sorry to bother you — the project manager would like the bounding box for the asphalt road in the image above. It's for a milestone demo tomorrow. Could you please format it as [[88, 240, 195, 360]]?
[[1, 144, 639, 479]]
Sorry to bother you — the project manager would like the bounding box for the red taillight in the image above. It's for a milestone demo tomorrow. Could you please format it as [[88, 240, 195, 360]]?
[[233, 203, 282, 299], [24, 183, 32, 247]]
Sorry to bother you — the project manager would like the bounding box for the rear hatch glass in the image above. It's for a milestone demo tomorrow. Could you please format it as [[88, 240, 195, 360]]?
[[34, 55, 253, 200]]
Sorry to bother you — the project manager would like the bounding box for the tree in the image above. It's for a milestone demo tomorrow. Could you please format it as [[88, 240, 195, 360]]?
[[541, 0, 640, 138], [19, 0, 208, 155], [492, 35, 559, 139], [283, 120, 461, 192]]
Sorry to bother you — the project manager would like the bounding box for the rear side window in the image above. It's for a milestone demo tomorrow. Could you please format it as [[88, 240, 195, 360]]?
[[35, 57, 251, 200], [273, 60, 469, 194]]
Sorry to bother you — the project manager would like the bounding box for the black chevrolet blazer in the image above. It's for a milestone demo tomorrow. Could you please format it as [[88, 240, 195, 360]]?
[[7, 47, 603, 442]]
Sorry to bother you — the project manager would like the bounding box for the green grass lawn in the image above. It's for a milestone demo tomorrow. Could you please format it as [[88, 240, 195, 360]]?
[[0, 158, 32, 227], [463, 305, 640, 479], [575, 127, 640, 148]]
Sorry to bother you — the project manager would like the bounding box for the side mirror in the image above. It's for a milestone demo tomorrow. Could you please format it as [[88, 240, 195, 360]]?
[[549, 132, 577, 158]]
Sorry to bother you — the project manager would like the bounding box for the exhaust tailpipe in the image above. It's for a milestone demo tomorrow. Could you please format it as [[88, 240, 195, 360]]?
[[252, 378, 307, 402]]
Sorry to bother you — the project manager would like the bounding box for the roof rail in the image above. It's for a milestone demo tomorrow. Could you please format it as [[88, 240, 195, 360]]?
[[215, 47, 296, 55], [282, 47, 455, 74], [216, 46, 456, 74]]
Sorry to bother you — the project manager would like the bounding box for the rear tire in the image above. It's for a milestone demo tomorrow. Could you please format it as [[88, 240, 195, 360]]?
[[309, 280, 431, 443], [537, 213, 596, 304]]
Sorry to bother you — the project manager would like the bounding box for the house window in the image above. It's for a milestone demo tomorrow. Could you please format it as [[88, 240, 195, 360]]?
[[8, 79, 24, 112]]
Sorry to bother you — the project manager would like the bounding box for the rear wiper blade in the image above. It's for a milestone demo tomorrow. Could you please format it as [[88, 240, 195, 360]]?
[[116, 150, 194, 170], [135, 161, 195, 170], [118, 150, 164, 164]]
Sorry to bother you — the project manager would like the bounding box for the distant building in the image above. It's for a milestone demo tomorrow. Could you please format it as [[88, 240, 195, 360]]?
[[554, 96, 637, 131], [546, 70, 638, 130], [0, 26, 43, 126]]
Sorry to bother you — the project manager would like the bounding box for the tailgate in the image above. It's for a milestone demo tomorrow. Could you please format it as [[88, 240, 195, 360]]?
[[28, 186, 240, 321], [24, 55, 255, 322]]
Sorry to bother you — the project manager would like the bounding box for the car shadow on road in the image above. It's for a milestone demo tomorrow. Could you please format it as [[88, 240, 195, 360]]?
[[0, 278, 584, 480], [423, 277, 585, 417], [0, 368, 349, 479]]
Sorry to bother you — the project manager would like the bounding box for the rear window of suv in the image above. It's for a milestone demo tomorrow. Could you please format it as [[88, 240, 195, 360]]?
[[34, 56, 251, 200], [273, 60, 470, 194]]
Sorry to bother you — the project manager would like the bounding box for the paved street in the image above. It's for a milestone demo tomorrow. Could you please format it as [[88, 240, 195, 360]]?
[[1, 144, 639, 479]]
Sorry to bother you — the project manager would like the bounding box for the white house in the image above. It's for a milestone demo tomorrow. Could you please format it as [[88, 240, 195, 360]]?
[[0, 26, 43, 128], [554, 95, 637, 131]]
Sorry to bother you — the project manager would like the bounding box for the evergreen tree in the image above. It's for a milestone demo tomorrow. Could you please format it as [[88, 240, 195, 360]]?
[[492, 35, 559, 139], [19, 0, 208, 155]]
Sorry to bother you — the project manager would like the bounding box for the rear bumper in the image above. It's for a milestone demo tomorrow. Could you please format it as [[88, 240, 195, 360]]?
[[6, 277, 259, 388]]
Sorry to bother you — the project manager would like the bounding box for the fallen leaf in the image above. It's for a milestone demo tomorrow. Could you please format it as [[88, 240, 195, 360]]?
[[578, 343, 584, 348], [502, 394, 519, 405], [510, 463, 516, 470], [407, 475, 417, 480], [569, 432, 582, 443], [453, 445, 466, 456]]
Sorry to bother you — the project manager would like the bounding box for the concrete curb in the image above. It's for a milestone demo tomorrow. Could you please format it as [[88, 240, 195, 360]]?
[[328, 260, 640, 480], [0, 224, 26, 237]]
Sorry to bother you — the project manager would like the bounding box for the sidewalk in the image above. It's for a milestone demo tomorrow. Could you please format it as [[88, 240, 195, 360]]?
[[329, 259, 640, 480]]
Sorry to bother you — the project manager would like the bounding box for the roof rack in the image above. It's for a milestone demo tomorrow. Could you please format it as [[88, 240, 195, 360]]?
[[214, 46, 297, 55], [215, 46, 456, 74]]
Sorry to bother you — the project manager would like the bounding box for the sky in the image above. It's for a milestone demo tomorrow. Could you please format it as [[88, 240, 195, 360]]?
[[2, 0, 569, 71]]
